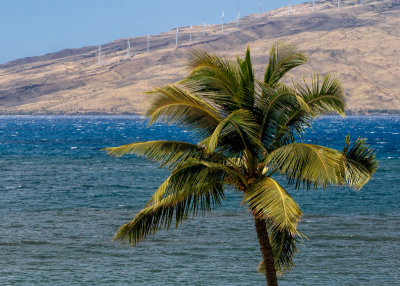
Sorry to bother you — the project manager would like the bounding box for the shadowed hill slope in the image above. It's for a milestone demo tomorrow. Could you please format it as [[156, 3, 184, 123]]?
[[1, 0, 399, 114]]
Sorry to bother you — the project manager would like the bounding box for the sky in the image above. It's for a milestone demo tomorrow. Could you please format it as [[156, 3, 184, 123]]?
[[0, 0, 304, 64]]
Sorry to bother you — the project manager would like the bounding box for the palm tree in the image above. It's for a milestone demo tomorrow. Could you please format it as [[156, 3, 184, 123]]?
[[104, 42, 377, 286]]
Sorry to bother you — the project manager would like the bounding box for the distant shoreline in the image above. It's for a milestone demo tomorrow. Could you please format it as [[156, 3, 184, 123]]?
[[0, 111, 399, 117]]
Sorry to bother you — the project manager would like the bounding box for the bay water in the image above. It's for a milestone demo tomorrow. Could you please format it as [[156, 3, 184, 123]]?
[[0, 115, 399, 285]]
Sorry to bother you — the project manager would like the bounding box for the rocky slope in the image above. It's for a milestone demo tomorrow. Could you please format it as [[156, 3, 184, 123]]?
[[1, 0, 399, 114]]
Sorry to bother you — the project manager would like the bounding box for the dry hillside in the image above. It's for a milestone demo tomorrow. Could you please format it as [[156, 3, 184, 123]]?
[[1, 0, 400, 114]]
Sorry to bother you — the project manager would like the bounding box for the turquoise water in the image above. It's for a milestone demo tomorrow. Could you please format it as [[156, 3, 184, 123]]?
[[0, 115, 399, 285]]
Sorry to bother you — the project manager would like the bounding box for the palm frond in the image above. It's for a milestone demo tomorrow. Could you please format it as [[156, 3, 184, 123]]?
[[146, 84, 222, 137], [114, 160, 242, 245], [243, 177, 302, 235], [342, 136, 378, 189], [294, 73, 345, 116], [103, 141, 205, 168], [264, 42, 308, 87], [145, 176, 171, 206], [166, 160, 247, 197], [266, 143, 345, 190], [267, 140, 377, 190], [255, 81, 310, 145], [266, 74, 345, 150], [182, 49, 242, 114], [236, 46, 255, 110], [114, 183, 225, 246], [258, 222, 302, 275], [207, 109, 262, 155]]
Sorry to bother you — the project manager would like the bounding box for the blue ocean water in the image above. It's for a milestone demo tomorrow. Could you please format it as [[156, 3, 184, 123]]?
[[0, 115, 399, 285]]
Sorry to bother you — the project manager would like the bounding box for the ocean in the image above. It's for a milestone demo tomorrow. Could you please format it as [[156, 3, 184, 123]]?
[[0, 115, 399, 285]]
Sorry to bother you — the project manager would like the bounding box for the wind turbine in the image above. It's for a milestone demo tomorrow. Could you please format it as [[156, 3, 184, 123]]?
[[176, 27, 178, 46], [127, 40, 130, 57], [288, 0, 291, 16], [98, 45, 101, 65], [236, 8, 240, 28], [222, 10, 224, 32], [203, 17, 206, 36], [259, 3, 262, 20], [313, 0, 316, 13], [338, 0, 340, 9]]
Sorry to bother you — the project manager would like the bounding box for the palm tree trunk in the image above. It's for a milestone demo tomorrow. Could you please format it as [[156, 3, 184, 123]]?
[[254, 217, 278, 286]]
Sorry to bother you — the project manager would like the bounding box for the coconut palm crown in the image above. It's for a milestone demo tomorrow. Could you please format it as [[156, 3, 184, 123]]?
[[105, 42, 377, 286]]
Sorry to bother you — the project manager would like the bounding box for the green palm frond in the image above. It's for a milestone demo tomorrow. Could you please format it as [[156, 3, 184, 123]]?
[[236, 46, 255, 110], [103, 141, 205, 168], [243, 177, 302, 234], [256, 81, 310, 144], [257, 81, 304, 117], [114, 161, 240, 245], [145, 175, 171, 206], [258, 222, 302, 275], [207, 109, 262, 155], [180, 160, 248, 188], [295, 73, 345, 116], [266, 143, 345, 189], [114, 183, 225, 246], [342, 136, 378, 189], [267, 141, 377, 190], [146, 84, 222, 137], [183, 49, 242, 114], [264, 42, 308, 87], [166, 160, 247, 197], [267, 74, 345, 149]]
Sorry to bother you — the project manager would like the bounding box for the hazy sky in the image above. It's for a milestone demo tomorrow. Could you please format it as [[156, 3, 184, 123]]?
[[0, 0, 304, 63]]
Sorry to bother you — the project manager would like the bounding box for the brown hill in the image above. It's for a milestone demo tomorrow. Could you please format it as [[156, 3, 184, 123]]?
[[1, 0, 400, 115]]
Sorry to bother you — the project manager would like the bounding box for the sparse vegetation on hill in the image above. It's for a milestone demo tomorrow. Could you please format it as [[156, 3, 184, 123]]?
[[0, 0, 399, 114]]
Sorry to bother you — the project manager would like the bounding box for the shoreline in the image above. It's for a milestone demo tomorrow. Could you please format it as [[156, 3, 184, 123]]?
[[0, 111, 399, 116]]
